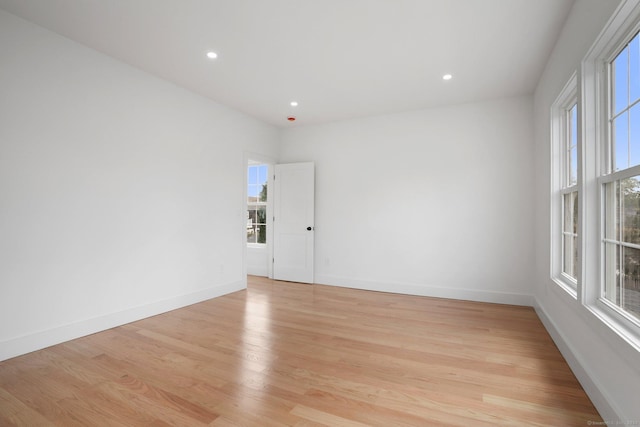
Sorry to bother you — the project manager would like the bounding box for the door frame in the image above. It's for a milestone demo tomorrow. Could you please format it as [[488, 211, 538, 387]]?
[[242, 151, 275, 282]]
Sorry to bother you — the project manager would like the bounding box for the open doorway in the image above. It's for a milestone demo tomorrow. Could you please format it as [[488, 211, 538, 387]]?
[[246, 158, 273, 277]]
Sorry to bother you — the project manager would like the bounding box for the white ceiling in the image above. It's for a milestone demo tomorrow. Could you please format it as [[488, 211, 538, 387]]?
[[0, 0, 575, 127]]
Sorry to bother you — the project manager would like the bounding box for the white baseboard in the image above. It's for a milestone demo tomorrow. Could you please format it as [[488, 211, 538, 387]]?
[[247, 266, 269, 277], [534, 300, 620, 423], [314, 274, 534, 306], [0, 280, 245, 362]]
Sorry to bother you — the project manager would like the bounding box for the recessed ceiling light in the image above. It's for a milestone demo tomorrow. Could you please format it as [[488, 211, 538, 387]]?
[[206, 51, 218, 59], [443, 74, 453, 81], [290, 101, 298, 107]]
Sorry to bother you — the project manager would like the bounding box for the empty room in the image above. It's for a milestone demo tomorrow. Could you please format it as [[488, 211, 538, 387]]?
[[1, 0, 639, 425]]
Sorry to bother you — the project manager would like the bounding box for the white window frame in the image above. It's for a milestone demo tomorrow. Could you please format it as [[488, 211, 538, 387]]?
[[581, 0, 640, 350], [551, 72, 579, 297]]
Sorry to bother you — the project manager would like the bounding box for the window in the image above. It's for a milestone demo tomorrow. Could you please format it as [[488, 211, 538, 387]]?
[[563, 104, 579, 280], [551, 74, 579, 294], [247, 163, 268, 245], [579, 0, 640, 345], [601, 31, 640, 322]]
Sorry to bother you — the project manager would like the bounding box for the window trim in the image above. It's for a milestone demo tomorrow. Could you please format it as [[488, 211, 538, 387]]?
[[551, 72, 579, 298], [580, 0, 640, 351]]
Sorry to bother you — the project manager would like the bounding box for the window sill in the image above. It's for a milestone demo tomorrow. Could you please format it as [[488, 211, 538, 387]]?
[[551, 276, 578, 300], [585, 300, 640, 357]]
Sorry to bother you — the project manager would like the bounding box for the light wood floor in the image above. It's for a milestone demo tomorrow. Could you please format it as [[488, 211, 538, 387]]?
[[0, 276, 602, 426]]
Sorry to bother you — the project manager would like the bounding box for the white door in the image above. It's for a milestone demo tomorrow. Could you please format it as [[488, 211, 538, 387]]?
[[273, 162, 315, 283]]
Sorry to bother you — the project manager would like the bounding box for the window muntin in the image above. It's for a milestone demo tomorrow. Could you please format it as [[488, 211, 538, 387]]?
[[247, 164, 268, 244]]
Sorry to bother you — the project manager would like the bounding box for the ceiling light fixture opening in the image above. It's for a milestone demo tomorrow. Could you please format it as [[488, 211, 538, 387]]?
[[442, 74, 453, 81], [206, 51, 218, 59], [290, 101, 298, 107]]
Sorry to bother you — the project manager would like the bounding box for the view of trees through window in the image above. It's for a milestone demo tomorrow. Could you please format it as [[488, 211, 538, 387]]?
[[604, 177, 640, 321], [247, 164, 268, 244]]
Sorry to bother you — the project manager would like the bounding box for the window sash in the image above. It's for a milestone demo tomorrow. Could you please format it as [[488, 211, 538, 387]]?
[[562, 189, 579, 280], [598, 29, 640, 326]]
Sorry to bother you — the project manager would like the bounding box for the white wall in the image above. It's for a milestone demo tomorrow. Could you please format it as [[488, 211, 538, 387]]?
[[533, 0, 640, 422], [280, 96, 535, 305], [4, 3, 638, 421], [0, 10, 279, 361]]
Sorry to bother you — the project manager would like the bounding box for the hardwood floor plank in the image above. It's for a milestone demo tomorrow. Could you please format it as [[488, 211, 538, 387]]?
[[0, 275, 602, 425], [482, 394, 598, 426], [290, 404, 372, 427], [0, 386, 54, 427]]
